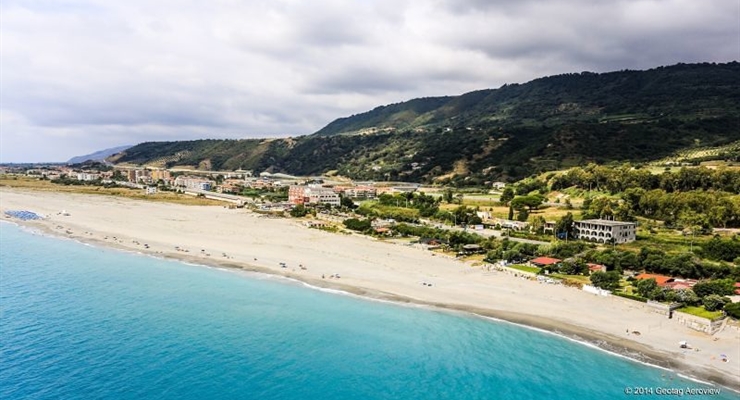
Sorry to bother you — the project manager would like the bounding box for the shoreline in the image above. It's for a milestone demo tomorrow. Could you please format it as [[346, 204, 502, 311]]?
[[2, 188, 739, 391]]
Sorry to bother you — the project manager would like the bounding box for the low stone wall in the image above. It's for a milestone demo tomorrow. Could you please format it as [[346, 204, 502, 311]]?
[[673, 311, 725, 335], [582, 285, 611, 297], [646, 300, 682, 317]]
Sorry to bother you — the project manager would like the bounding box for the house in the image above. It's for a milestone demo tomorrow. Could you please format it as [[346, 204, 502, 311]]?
[[573, 219, 637, 244], [735, 282, 740, 295], [75, 173, 100, 181], [459, 244, 484, 255], [305, 220, 328, 229], [635, 273, 674, 287], [587, 263, 607, 274], [529, 257, 561, 267], [491, 182, 507, 190], [543, 221, 557, 234], [419, 237, 446, 250], [495, 218, 529, 231], [339, 185, 377, 199], [664, 279, 698, 291], [476, 211, 492, 220], [218, 179, 245, 194]]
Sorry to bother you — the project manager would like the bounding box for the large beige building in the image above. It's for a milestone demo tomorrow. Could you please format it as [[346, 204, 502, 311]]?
[[288, 185, 340, 206], [573, 219, 637, 244]]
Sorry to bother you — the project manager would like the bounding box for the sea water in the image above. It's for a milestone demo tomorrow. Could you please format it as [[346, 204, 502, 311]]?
[[0, 223, 733, 400]]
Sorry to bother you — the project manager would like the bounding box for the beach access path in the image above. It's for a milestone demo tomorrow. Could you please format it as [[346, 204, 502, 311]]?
[[1, 188, 738, 390]]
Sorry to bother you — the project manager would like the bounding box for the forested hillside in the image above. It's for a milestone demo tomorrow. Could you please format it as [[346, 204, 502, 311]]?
[[112, 62, 740, 183]]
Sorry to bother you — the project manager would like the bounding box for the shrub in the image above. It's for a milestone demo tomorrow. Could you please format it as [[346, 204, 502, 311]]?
[[614, 292, 648, 303], [724, 302, 740, 319], [343, 218, 372, 232], [702, 294, 729, 312]]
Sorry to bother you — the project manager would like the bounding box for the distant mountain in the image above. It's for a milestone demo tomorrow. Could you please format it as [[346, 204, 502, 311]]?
[[315, 62, 740, 136], [111, 62, 740, 184], [68, 145, 132, 164]]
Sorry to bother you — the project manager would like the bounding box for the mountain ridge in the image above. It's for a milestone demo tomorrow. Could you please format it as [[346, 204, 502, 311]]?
[[68, 145, 133, 164], [111, 62, 740, 184]]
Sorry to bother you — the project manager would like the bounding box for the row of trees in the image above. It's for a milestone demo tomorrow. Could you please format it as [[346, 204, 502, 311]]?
[[580, 188, 740, 229], [376, 192, 440, 217], [551, 164, 740, 194], [632, 278, 736, 312], [583, 246, 740, 280]]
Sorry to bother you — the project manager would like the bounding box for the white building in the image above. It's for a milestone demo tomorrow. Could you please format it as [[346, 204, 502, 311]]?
[[174, 176, 214, 191], [76, 173, 100, 181], [573, 219, 637, 244]]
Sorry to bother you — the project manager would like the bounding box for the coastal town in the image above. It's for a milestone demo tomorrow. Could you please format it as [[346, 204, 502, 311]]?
[[4, 2, 739, 397], [2, 162, 739, 341]]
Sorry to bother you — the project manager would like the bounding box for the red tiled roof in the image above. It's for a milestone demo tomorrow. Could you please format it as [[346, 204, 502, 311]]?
[[665, 282, 692, 291], [635, 273, 674, 286], [530, 257, 561, 266], [587, 263, 606, 271]]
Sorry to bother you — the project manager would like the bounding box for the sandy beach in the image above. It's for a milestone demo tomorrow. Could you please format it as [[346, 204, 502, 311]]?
[[2, 188, 739, 390]]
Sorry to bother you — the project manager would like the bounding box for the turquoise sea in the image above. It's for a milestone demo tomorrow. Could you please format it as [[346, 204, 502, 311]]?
[[0, 222, 733, 399]]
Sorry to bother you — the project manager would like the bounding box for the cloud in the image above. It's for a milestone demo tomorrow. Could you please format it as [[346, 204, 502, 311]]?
[[1, 0, 737, 162]]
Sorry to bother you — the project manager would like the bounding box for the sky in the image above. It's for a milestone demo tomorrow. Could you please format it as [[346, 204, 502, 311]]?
[[1, 0, 738, 163]]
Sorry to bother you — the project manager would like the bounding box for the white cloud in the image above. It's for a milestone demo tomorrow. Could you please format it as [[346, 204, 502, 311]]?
[[1, 0, 737, 162]]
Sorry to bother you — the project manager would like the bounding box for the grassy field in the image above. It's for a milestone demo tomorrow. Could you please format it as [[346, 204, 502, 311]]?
[[550, 273, 591, 284], [0, 176, 226, 206], [677, 306, 724, 320], [507, 264, 541, 274]]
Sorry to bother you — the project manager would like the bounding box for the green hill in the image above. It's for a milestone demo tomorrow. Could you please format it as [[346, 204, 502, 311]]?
[[112, 62, 740, 184]]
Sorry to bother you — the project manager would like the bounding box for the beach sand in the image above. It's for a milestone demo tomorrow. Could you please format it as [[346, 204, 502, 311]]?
[[2, 188, 739, 390]]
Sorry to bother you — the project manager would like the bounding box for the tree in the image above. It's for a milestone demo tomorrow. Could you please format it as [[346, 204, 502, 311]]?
[[702, 294, 729, 312], [290, 204, 308, 217], [453, 206, 482, 226], [516, 208, 529, 222], [530, 216, 546, 234], [555, 212, 575, 240], [635, 278, 658, 298], [590, 271, 621, 291], [443, 189, 454, 204], [674, 289, 700, 306], [724, 302, 740, 319], [511, 194, 545, 212], [340, 195, 357, 210], [500, 187, 515, 204], [343, 218, 372, 232], [692, 279, 736, 297]]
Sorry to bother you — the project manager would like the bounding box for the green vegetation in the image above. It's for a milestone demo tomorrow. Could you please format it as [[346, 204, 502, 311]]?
[[724, 302, 740, 319], [589, 271, 622, 291], [553, 164, 740, 228], [676, 306, 724, 320], [290, 204, 309, 217], [613, 292, 648, 303], [506, 264, 541, 274], [112, 63, 740, 184], [0, 176, 225, 206], [342, 218, 372, 232]]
